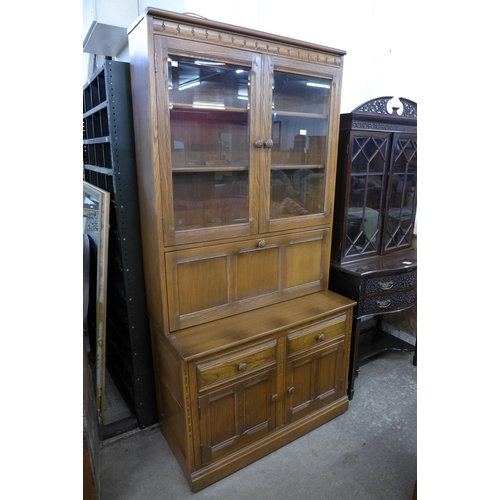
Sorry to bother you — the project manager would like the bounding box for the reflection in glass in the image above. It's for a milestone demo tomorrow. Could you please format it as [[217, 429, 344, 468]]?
[[269, 72, 330, 219], [168, 56, 250, 230], [173, 172, 248, 230]]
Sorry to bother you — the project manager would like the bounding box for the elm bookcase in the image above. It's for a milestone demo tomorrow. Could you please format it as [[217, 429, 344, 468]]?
[[127, 8, 354, 491]]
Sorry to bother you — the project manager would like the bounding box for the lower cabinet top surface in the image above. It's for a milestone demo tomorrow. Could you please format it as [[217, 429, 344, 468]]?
[[167, 290, 355, 360], [331, 248, 417, 277]]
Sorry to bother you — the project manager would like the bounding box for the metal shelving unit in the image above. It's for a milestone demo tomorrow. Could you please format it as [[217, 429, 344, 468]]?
[[83, 60, 157, 432]]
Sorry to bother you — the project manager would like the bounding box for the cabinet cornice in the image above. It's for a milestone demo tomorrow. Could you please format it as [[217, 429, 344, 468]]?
[[150, 16, 343, 69]]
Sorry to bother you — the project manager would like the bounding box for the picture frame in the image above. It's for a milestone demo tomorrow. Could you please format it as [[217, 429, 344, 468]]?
[[83, 181, 110, 422]]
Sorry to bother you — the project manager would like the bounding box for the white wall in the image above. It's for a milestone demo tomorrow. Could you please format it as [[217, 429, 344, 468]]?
[[182, 0, 418, 113], [84, 0, 418, 112]]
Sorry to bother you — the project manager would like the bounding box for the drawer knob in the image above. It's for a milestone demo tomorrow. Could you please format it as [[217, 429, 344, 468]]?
[[376, 299, 391, 309], [254, 139, 264, 148], [317, 333, 325, 342], [378, 281, 394, 290], [238, 362, 247, 372], [287, 386, 295, 395], [258, 239, 266, 248], [265, 139, 274, 148], [271, 394, 279, 402]]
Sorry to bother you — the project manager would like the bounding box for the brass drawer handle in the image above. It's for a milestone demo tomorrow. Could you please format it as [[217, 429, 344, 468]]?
[[317, 333, 325, 342], [376, 299, 391, 309], [238, 362, 247, 372], [378, 281, 394, 290]]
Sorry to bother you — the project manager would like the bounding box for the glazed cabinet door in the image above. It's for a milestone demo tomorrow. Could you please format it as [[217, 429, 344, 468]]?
[[259, 57, 341, 234], [155, 36, 260, 247], [195, 340, 278, 467], [382, 133, 417, 254], [342, 131, 391, 261], [155, 35, 341, 246]]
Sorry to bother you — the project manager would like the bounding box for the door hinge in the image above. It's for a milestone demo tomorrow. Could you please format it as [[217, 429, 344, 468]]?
[[200, 444, 203, 459], [154, 51, 158, 73], [198, 406, 201, 420], [162, 217, 166, 234]]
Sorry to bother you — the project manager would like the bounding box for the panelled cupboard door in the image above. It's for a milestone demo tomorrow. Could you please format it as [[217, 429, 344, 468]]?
[[154, 35, 341, 247], [165, 229, 329, 331], [285, 336, 346, 424], [197, 368, 277, 467]]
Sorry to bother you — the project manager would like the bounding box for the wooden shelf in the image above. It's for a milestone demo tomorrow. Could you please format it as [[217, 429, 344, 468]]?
[[274, 110, 328, 119], [358, 329, 416, 366], [171, 102, 248, 113], [271, 163, 324, 170]]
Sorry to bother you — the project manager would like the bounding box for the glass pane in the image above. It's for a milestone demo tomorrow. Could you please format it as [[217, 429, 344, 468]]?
[[345, 135, 389, 257], [385, 137, 417, 250], [168, 56, 250, 230], [173, 171, 248, 230], [269, 72, 330, 219]]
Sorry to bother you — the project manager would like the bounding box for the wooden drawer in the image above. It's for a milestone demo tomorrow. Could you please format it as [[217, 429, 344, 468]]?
[[362, 288, 417, 315], [196, 340, 277, 392], [287, 314, 347, 357], [364, 270, 417, 295]]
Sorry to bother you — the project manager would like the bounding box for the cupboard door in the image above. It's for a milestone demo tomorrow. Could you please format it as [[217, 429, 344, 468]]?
[[382, 133, 417, 253], [259, 58, 340, 233], [343, 131, 391, 260], [285, 336, 346, 424], [197, 368, 277, 467], [155, 36, 259, 246]]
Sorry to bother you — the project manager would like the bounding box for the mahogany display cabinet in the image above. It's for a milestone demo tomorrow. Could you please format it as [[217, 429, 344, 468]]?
[[329, 96, 417, 399], [127, 8, 354, 491]]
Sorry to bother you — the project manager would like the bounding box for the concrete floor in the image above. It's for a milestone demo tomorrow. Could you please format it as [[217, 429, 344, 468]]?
[[98, 351, 417, 499]]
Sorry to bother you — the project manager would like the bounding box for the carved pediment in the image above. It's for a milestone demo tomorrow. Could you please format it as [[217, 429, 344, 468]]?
[[352, 96, 417, 118]]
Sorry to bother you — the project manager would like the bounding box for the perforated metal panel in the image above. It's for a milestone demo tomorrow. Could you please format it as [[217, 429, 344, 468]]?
[[83, 60, 157, 430]]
